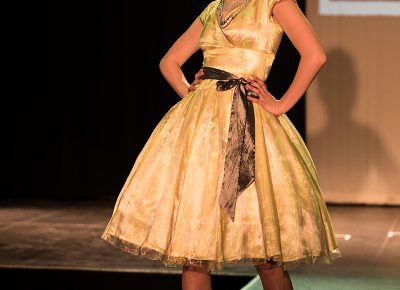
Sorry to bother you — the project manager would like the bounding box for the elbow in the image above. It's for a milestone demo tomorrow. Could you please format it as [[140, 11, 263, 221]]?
[[302, 50, 327, 67], [159, 56, 167, 76], [159, 55, 177, 76], [314, 51, 327, 67], [318, 52, 327, 66]]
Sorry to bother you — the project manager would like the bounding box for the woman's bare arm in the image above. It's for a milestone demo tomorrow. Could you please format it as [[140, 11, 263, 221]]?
[[159, 18, 204, 99], [247, 0, 326, 115], [273, 0, 326, 114]]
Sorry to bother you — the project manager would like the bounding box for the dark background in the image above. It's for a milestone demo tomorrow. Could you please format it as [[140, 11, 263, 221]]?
[[3, 0, 305, 199]]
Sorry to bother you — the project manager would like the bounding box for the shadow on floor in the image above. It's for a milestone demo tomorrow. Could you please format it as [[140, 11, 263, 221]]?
[[2, 267, 253, 290]]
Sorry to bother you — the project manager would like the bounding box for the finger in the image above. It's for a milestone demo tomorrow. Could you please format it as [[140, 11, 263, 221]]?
[[247, 83, 268, 99], [247, 95, 259, 103], [246, 78, 263, 90], [249, 76, 267, 90], [250, 87, 263, 98], [245, 83, 259, 91], [247, 81, 263, 90], [245, 84, 262, 97], [195, 74, 204, 81]]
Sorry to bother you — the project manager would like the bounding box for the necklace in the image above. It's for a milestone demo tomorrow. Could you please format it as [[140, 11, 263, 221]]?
[[217, 0, 249, 29]]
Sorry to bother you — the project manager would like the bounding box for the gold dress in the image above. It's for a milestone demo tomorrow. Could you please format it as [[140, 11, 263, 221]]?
[[101, 0, 341, 271]]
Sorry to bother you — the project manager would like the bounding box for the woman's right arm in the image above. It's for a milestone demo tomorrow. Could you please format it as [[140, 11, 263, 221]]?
[[188, 68, 204, 93], [159, 18, 204, 99]]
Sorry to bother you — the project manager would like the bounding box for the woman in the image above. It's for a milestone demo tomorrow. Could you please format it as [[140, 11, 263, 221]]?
[[101, 0, 341, 289]]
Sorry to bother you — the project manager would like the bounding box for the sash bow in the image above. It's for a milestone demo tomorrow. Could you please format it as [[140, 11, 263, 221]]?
[[202, 66, 256, 222]]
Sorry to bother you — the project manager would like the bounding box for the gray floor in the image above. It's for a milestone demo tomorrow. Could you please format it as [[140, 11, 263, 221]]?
[[0, 197, 399, 289]]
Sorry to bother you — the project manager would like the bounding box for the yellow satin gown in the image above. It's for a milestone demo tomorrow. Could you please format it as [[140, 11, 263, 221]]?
[[101, 0, 341, 271]]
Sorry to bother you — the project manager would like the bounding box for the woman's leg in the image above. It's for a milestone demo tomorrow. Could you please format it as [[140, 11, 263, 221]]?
[[182, 265, 212, 290], [255, 262, 294, 290]]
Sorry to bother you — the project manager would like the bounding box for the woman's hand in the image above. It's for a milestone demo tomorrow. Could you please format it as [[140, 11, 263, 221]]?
[[188, 68, 204, 93], [245, 76, 283, 116]]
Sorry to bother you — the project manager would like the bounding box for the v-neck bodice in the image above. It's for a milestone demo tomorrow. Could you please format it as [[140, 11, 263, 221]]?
[[199, 0, 291, 80]]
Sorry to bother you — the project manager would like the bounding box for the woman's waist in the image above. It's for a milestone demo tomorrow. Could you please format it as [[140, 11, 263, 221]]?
[[202, 48, 275, 81]]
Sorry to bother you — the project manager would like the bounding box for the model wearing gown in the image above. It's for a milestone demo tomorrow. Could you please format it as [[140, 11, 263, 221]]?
[[101, 0, 341, 271]]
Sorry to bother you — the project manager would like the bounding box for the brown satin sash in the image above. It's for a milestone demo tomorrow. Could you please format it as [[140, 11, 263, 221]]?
[[202, 66, 257, 222]]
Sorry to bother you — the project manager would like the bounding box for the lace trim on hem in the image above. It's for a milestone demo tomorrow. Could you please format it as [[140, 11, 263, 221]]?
[[101, 233, 341, 272]]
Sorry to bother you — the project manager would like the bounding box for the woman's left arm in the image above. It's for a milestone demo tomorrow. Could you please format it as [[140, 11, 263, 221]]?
[[247, 0, 327, 116]]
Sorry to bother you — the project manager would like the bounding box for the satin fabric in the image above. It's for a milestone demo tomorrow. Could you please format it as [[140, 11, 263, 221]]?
[[202, 66, 257, 222], [101, 0, 341, 271]]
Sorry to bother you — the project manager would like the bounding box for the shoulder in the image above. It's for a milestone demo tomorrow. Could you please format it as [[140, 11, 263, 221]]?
[[267, 0, 298, 12], [266, 0, 298, 23]]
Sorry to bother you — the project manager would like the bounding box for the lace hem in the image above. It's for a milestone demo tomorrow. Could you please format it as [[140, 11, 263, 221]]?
[[101, 233, 341, 272]]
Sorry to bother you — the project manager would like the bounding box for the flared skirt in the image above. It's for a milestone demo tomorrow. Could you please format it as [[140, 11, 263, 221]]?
[[101, 79, 341, 271]]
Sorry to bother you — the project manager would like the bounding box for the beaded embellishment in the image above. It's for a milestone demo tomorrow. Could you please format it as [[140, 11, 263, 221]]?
[[217, 0, 250, 29]]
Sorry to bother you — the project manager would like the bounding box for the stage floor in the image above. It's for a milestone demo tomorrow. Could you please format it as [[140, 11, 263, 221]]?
[[0, 197, 399, 289]]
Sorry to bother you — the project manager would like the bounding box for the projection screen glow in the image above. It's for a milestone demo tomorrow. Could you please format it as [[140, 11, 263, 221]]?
[[319, 0, 400, 16]]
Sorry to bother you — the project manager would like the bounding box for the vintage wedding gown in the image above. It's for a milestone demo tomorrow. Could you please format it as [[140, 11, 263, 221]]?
[[101, 0, 341, 271]]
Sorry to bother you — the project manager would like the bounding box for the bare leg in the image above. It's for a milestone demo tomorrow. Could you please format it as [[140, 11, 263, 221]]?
[[255, 262, 294, 290], [182, 265, 212, 290]]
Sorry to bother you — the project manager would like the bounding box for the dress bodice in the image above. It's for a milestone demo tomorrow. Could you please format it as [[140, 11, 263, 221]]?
[[199, 0, 289, 80]]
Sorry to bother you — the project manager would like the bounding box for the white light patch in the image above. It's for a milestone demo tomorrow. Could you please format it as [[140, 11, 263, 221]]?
[[387, 231, 400, 237], [336, 233, 352, 240], [319, 0, 400, 16]]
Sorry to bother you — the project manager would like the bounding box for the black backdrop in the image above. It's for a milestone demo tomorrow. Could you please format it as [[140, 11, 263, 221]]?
[[4, 0, 305, 199]]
